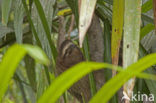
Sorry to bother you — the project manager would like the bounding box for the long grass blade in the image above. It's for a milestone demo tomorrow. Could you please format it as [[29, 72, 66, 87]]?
[[123, 0, 142, 100], [33, 0, 57, 61], [142, 0, 153, 13], [111, 0, 124, 76], [83, 37, 97, 96], [0, 44, 49, 101], [66, 0, 79, 26], [140, 23, 155, 39], [21, 0, 42, 47], [14, 0, 24, 43], [38, 53, 156, 103], [139, 45, 156, 103], [1, 0, 12, 25], [90, 53, 156, 103]]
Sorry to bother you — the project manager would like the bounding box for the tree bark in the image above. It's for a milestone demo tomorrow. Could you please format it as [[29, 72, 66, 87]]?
[[153, 0, 156, 33]]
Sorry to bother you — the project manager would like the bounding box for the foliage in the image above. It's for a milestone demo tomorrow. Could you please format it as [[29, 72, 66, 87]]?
[[0, 0, 156, 103]]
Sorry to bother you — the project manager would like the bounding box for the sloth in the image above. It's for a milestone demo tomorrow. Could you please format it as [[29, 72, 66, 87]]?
[[56, 40, 91, 103]]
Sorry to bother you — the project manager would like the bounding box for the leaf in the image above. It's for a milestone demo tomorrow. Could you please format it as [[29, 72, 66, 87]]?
[[82, 37, 96, 96], [97, 0, 113, 5], [24, 55, 37, 92], [37, 55, 156, 103], [37, 62, 115, 103], [66, 0, 79, 26], [103, 19, 112, 81], [90, 53, 156, 103], [21, 0, 42, 47], [0, 44, 50, 101], [139, 45, 156, 103], [33, 0, 57, 61], [144, 69, 156, 103], [0, 44, 26, 102], [142, 0, 153, 13], [123, 0, 141, 98], [23, 44, 50, 65], [0, 25, 13, 39], [111, 0, 124, 67], [36, 65, 49, 100], [23, 32, 37, 92], [103, 19, 111, 64], [32, 0, 57, 85], [96, 3, 112, 23], [14, 0, 24, 43], [140, 24, 155, 40], [103, 19, 117, 103], [13, 73, 28, 103], [142, 14, 154, 24], [123, 0, 142, 67], [1, 0, 12, 25], [79, 0, 97, 47]]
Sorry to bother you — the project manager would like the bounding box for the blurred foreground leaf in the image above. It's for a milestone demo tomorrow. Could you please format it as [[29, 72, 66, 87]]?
[[38, 53, 156, 103], [0, 44, 49, 101]]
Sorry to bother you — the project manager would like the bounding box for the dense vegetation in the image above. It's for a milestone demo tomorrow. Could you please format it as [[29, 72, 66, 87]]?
[[0, 0, 156, 103]]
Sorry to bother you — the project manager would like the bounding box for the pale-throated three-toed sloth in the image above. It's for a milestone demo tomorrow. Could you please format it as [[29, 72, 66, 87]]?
[[56, 39, 91, 103]]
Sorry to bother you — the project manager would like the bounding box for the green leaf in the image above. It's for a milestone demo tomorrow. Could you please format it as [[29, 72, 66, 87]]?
[[144, 69, 156, 103], [96, 3, 112, 23], [111, 0, 124, 66], [97, 0, 113, 5], [37, 55, 156, 103], [1, 0, 12, 25], [90, 53, 156, 103], [123, 0, 141, 97], [83, 37, 97, 96], [103, 19, 117, 103], [140, 24, 155, 40], [142, 14, 154, 24], [142, 0, 153, 13], [23, 44, 50, 65], [103, 19, 112, 82], [123, 0, 142, 67], [14, 0, 24, 43], [139, 45, 156, 103], [0, 44, 50, 101], [66, 0, 79, 26], [33, 0, 57, 61], [22, 0, 42, 47], [32, 0, 57, 84], [103, 19, 112, 65], [23, 32, 37, 92], [37, 62, 115, 103], [0, 44, 26, 101]]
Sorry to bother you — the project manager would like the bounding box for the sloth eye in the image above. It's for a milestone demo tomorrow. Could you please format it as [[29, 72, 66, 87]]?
[[63, 45, 75, 58]]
